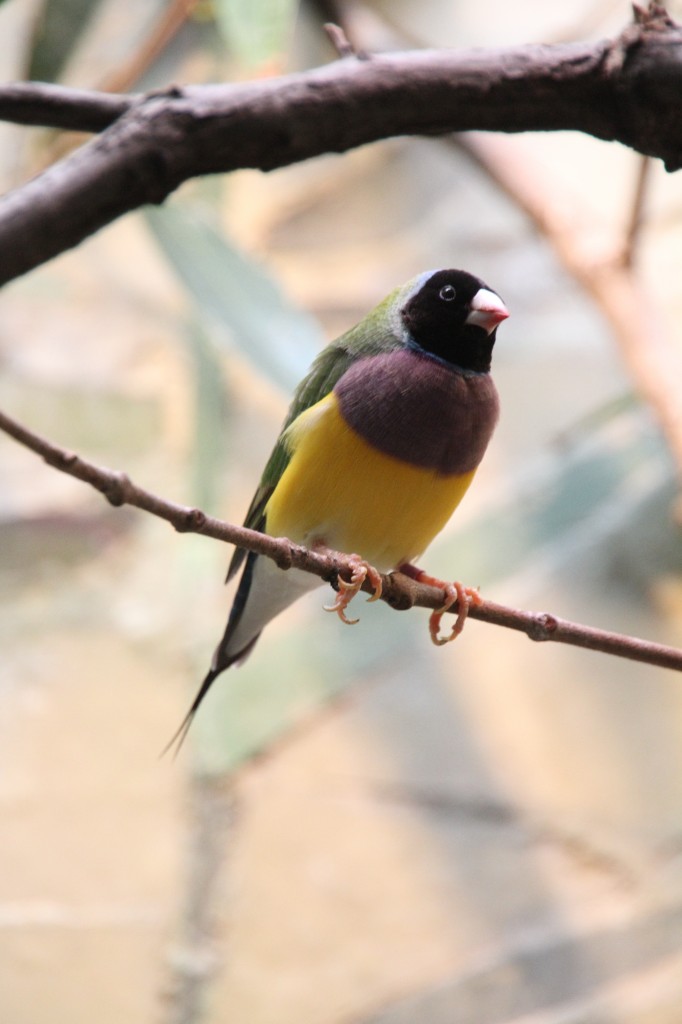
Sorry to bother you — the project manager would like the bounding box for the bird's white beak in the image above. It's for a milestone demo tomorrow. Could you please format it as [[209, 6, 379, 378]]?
[[466, 289, 509, 334]]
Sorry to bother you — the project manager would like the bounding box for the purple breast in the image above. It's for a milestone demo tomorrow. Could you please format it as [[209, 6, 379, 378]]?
[[334, 349, 499, 475]]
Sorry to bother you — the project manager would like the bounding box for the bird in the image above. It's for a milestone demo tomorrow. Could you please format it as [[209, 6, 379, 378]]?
[[169, 268, 508, 749]]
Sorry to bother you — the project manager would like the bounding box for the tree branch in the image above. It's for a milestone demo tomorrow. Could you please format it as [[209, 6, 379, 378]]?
[[0, 6, 681, 287], [0, 82, 133, 131], [1, 405, 681, 674]]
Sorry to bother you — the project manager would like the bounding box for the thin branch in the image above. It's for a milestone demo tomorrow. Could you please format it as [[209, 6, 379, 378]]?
[[323, 22, 358, 59], [0, 82, 133, 131], [0, 8, 681, 286], [622, 154, 652, 267], [1, 406, 681, 673], [323, 22, 364, 59]]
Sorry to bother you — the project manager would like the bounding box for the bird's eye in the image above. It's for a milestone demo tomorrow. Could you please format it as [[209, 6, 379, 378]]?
[[439, 284, 456, 302]]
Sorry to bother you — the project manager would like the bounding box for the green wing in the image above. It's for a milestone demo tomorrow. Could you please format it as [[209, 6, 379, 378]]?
[[225, 342, 357, 580], [226, 285, 406, 581]]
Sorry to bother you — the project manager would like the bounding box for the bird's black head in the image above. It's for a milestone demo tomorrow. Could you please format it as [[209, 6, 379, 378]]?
[[400, 269, 508, 373]]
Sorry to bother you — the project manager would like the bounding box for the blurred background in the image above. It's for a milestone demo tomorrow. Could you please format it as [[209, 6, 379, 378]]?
[[1, 1, 682, 1022]]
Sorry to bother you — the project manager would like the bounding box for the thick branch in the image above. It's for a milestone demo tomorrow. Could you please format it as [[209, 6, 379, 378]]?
[[1, 406, 681, 674], [1, 9, 682, 286]]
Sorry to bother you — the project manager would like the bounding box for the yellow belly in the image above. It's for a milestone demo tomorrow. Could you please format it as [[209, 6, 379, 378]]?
[[265, 393, 476, 570]]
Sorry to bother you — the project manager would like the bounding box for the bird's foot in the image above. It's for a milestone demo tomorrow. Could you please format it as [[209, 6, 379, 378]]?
[[428, 580, 482, 646], [398, 565, 482, 645], [324, 553, 383, 625]]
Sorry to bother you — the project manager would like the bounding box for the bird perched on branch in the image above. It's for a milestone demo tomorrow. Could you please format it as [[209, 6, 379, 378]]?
[[170, 268, 508, 748]]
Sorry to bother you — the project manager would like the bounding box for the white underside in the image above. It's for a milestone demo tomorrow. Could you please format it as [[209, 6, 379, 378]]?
[[225, 556, 323, 660]]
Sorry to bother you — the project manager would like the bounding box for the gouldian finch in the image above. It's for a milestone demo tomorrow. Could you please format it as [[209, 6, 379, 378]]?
[[174, 268, 508, 743]]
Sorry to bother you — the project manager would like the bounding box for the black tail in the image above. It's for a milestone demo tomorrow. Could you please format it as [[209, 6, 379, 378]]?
[[161, 552, 260, 758], [160, 665, 222, 758]]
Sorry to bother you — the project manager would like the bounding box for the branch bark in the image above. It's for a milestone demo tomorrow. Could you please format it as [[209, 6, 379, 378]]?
[[1, 406, 681, 674], [0, 6, 682, 286]]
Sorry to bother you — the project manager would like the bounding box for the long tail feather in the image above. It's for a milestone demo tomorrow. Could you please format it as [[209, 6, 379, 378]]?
[[163, 549, 322, 756], [161, 552, 261, 757], [160, 665, 221, 759]]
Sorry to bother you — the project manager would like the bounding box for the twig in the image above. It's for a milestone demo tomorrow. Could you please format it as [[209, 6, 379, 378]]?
[[323, 22, 356, 59], [1, 406, 681, 673], [0, 82, 133, 131], [622, 154, 652, 267]]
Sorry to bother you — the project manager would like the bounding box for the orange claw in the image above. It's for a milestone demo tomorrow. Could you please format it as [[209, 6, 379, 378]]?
[[429, 580, 482, 645], [324, 554, 383, 625], [399, 564, 481, 646]]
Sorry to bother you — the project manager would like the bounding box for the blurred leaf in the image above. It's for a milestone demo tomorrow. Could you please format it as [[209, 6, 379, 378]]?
[[144, 205, 324, 393], [214, 0, 299, 69], [184, 319, 228, 510], [27, 0, 106, 82]]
